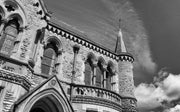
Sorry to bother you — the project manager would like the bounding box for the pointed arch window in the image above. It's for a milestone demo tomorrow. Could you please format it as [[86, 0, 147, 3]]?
[[0, 19, 19, 55], [106, 62, 116, 91], [41, 42, 58, 75], [96, 62, 103, 88], [106, 71, 114, 90], [84, 58, 93, 86]]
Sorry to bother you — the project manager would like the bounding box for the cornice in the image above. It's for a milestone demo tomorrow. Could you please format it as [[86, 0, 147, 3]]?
[[47, 22, 119, 61], [47, 22, 134, 63], [72, 96, 122, 112]]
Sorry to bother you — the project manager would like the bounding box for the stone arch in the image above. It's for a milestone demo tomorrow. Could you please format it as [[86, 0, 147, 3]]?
[[0, 6, 5, 19], [46, 36, 62, 52], [41, 36, 62, 75], [98, 56, 106, 66], [4, 0, 27, 27], [107, 61, 115, 74], [23, 89, 71, 112], [4, 0, 19, 11], [84, 52, 96, 85], [87, 52, 96, 64], [7, 13, 24, 27]]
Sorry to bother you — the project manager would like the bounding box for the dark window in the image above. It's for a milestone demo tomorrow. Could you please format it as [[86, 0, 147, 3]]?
[[106, 72, 112, 90], [0, 19, 18, 55], [84, 60, 92, 85], [96, 66, 102, 88], [41, 44, 56, 75]]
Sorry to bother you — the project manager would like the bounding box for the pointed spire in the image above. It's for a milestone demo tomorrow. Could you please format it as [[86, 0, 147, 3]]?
[[115, 19, 127, 54]]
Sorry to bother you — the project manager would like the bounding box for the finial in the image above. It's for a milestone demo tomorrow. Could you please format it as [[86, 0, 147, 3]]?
[[119, 19, 122, 29], [116, 18, 127, 53]]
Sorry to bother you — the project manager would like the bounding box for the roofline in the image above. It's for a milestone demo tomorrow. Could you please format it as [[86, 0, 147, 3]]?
[[47, 21, 134, 62], [39, 0, 52, 17]]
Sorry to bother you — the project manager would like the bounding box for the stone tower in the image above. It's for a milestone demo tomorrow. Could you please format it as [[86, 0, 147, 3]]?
[[116, 21, 137, 112]]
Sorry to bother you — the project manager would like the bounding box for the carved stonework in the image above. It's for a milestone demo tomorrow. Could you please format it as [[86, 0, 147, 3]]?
[[22, 67, 44, 88], [2, 90, 15, 112], [20, 38, 30, 58], [122, 99, 138, 112], [0, 68, 31, 90]]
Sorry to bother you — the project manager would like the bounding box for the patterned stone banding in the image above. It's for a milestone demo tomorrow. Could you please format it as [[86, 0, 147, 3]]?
[[71, 84, 122, 111], [47, 22, 120, 61], [118, 52, 134, 63], [72, 96, 122, 112], [0, 68, 31, 90]]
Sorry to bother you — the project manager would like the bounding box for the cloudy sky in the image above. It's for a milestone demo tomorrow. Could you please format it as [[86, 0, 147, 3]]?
[[43, 0, 180, 111]]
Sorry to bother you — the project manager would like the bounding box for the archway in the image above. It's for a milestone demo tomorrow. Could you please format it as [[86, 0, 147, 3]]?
[[30, 94, 64, 112]]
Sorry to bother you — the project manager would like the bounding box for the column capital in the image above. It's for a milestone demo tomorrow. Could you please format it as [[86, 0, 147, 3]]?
[[91, 59, 98, 67], [101, 64, 107, 72], [73, 44, 80, 54]]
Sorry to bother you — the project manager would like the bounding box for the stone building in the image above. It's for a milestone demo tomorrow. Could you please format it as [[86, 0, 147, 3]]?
[[0, 0, 137, 112]]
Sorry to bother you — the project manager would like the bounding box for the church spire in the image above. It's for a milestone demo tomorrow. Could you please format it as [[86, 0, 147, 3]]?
[[115, 19, 127, 54]]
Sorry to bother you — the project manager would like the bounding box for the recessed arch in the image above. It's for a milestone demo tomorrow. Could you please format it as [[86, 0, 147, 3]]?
[[87, 52, 96, 63], [107, 61, 115, 73], [7, 13, 24, 27], [98, 56, 106, 66], [46, 36, 62, 51], [24, 89, 71, 112], [4, 0, 19, 11]]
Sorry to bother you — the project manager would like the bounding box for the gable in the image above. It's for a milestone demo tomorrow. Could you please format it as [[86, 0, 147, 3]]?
[[13, 75, 74, 112]]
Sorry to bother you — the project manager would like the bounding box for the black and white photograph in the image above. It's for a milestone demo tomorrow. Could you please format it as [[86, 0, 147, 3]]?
[[0, 0, 179, 112]]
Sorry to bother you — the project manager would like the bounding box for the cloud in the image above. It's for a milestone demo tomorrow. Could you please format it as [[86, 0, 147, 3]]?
[[164, 105, 180, 112], [101, 0, 157, 80], [135, 83, 163, 111], [135, 71, 180, 111]]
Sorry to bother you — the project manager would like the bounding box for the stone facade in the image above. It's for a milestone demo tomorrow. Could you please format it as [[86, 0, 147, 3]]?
[[0, 0, 138, 112]]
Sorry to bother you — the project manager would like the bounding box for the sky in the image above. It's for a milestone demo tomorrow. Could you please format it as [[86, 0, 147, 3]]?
[[43, 0, 180, 111]]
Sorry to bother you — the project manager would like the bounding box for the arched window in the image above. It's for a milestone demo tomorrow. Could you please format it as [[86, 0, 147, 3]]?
[[84, 58, 93, 86], [96, 62, 103, 88], [41, 41, 58, 75], [106, 62, 116, 91], [0, 19, 19, 55], [106, 71, 112, 90]]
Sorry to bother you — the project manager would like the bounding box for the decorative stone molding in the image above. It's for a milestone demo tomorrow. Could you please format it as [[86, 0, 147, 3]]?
[[46, 22, 119, 61], [118, 53, 134, 63], [0, 68, 31, 90], [122, 98, 138, 112], [71, 84, 122, 111]]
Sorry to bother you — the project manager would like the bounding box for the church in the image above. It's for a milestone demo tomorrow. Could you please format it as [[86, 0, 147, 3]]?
[[0, 0, 137, 112]]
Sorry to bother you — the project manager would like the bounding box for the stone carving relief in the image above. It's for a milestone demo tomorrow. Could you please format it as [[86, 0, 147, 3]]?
[[22, 66, 44, 88], [122, 99, 137, 112], [2, 90, 15, 112]]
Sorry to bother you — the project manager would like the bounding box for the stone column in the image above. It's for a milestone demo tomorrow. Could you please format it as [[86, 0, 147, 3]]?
[[91, 59, 97, 86], [102, 64, 107, 88]]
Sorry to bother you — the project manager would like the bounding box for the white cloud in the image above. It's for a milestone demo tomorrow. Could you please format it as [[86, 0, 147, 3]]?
[[135, 83, 163, 110], [164, 105, 180, 112], [135, 72, 180, 111]]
